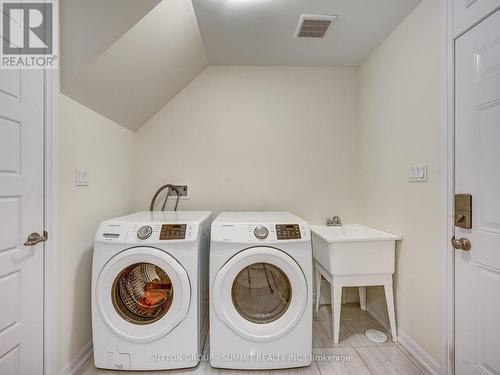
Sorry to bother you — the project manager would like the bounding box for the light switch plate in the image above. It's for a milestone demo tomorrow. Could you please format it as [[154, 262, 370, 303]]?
[[76, 168, 89, 186], [409, 165, 428, 183]]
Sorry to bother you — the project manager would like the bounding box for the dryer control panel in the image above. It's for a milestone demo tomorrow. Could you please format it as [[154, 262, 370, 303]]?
[[211, 223, 308, 243]]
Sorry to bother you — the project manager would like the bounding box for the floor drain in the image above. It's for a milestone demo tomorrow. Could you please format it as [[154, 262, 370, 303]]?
[[365, 329, 388, 343]]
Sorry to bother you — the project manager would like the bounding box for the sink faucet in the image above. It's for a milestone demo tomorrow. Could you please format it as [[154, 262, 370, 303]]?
[[326, 216, 342, 226]]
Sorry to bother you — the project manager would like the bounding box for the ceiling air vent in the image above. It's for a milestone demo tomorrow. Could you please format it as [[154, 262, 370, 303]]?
[[295, 14, 337, 38]]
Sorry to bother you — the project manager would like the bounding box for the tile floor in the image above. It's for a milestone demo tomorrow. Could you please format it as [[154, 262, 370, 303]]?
[[80, 304, 426, 375]]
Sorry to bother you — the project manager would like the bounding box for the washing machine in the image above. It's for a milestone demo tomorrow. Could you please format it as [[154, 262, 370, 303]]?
[[210, 212, 312, 370], [92, 211, 211, 371]]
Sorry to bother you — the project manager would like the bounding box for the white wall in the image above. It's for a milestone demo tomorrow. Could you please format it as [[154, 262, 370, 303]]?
[[358, 0, 442, 363], [56, 94, 136, 372], [135, 66, 360, 223]]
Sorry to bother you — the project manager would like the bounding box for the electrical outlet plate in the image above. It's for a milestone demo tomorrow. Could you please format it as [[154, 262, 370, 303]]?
[[408, 165, 428, 183], [171, 184, 190, 199]]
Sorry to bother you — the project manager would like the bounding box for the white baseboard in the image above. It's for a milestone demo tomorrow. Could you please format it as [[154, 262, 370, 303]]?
[[366, 305, 442, 375], [59, 341, 93, 375], [398, 331, 442, 375]]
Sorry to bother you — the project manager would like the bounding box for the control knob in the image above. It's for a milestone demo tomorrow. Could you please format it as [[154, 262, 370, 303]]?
[[137, 225, 153, 240], [254, 225, 269, 239]]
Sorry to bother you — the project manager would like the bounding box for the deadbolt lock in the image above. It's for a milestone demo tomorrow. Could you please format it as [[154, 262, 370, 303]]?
[[455, 194, 472, 229]]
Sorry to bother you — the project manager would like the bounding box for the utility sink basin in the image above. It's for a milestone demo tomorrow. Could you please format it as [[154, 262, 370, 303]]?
[[311, 225, 402, 343], [310, 225, 401, 276]]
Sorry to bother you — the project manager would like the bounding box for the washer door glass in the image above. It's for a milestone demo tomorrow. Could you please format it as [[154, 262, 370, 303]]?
[[112, 263, 174, 325], [232, 263, 291, 324], [212, 246, 307, 342], [96, 247, 190, 343]]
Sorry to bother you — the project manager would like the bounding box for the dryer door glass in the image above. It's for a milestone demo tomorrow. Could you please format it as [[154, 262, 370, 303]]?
[[112, 262, 173, 324], [231, 262, 291, 324]]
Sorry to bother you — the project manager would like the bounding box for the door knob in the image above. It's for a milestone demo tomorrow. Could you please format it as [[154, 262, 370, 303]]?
[[451, 236, 471, 251], [24, 231, 48, 246]]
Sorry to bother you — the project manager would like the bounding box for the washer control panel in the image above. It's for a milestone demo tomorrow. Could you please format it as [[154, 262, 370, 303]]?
[[276, 224, 301, 240], [160, 224, 187, 240], [99, 222, 197, 244]]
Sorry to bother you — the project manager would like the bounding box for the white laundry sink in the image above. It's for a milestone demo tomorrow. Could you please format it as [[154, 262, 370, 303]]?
[[310, 225, 401, 276]]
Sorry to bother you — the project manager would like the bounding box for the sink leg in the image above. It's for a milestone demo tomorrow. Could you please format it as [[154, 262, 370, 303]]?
[[315, 268, 321, 312], [359, 286, 366, 310], [384, 281, 398, 341], [331, 285, 342, 344]]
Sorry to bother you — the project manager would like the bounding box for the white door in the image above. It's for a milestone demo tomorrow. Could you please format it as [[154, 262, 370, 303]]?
[[0, 67, 45, 374], [454, 9, 500, 375]]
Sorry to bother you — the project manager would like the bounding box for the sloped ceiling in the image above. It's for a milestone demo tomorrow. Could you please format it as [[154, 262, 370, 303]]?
[[60, 0, 161, 88], [61, 0, 421, 131], [61, 0, 208, 131]]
